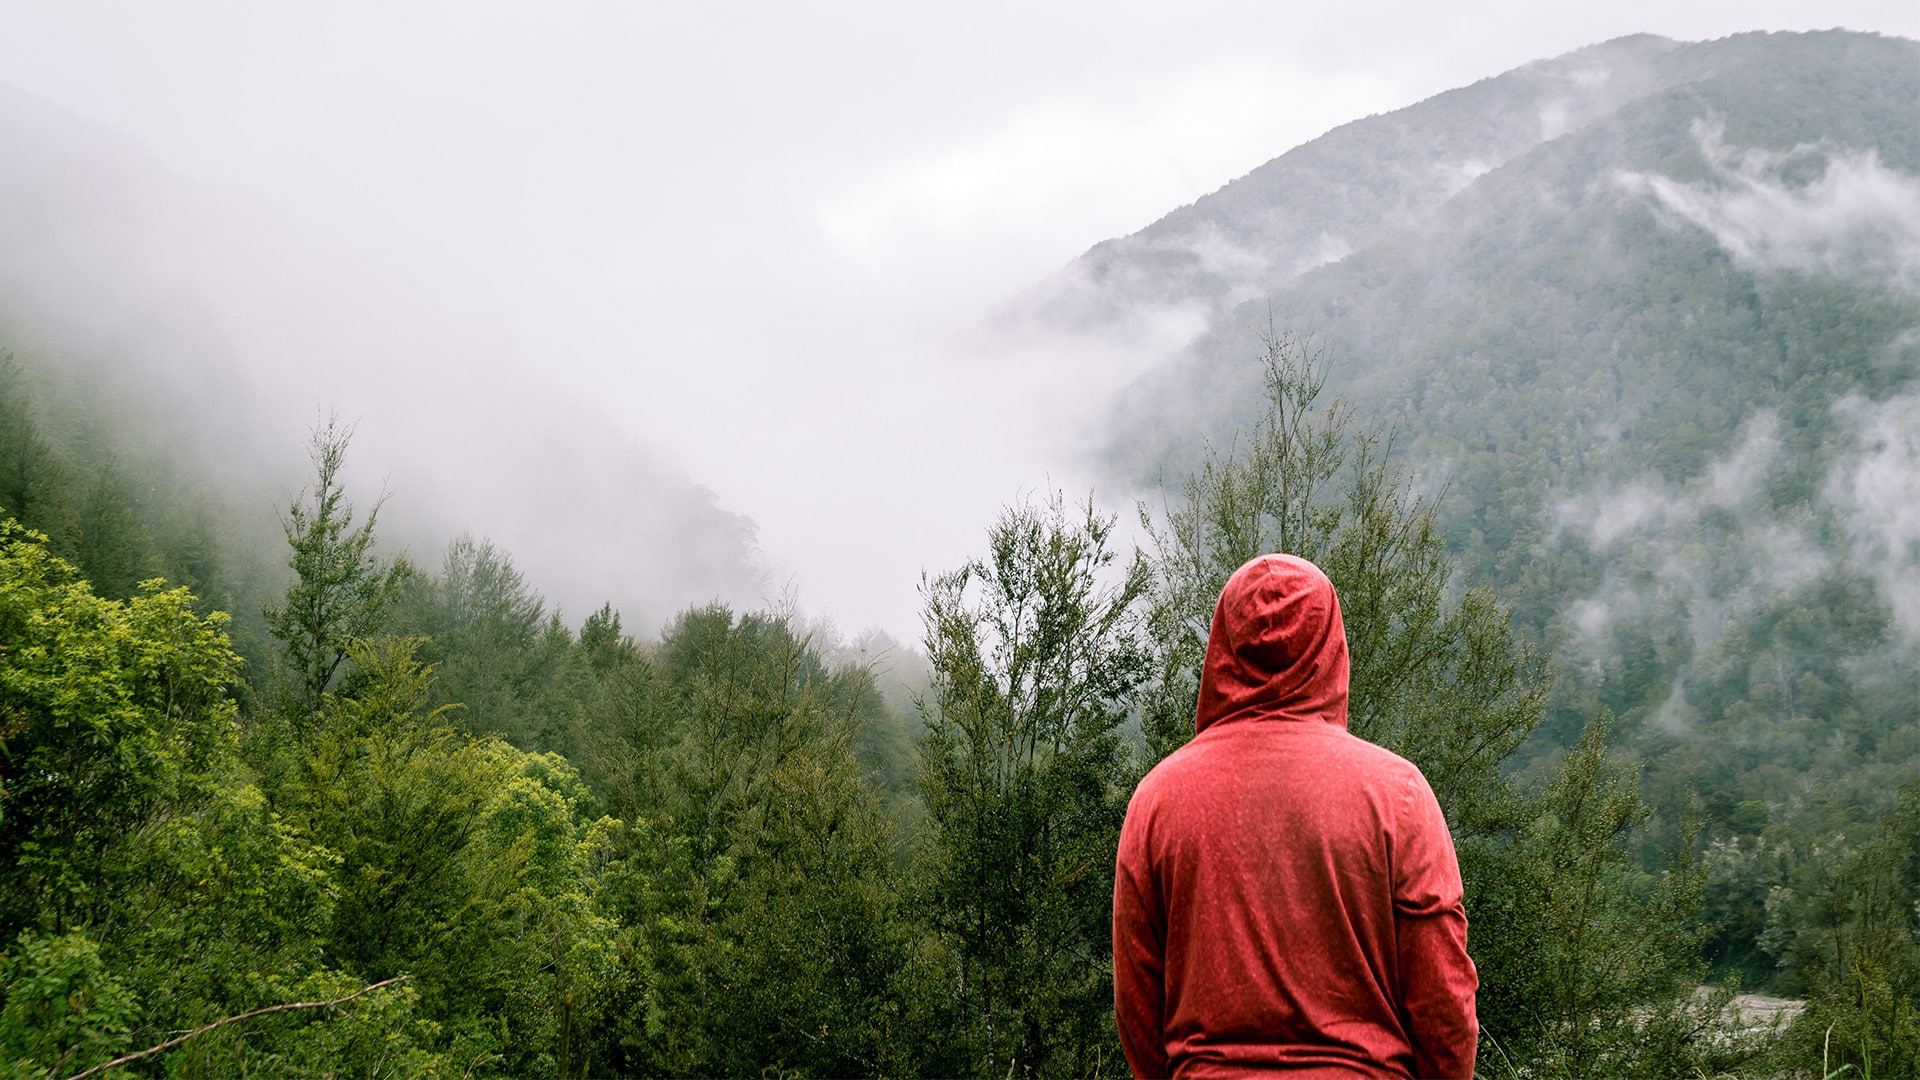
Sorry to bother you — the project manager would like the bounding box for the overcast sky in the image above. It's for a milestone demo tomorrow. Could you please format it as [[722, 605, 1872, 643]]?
[[1, 1, 1916, 639]]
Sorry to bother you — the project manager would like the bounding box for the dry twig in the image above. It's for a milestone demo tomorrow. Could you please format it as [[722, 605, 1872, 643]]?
[[62, 974, 410, 1080]]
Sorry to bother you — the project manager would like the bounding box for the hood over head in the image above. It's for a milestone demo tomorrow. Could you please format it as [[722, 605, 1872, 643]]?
[[1194, 554, 1350, 734]]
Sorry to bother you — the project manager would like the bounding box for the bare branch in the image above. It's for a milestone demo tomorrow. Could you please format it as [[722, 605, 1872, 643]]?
[[63, 975, 410, 1080]]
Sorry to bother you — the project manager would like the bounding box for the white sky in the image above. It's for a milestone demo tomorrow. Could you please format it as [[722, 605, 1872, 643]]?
[[1, 0, 1916, 639]]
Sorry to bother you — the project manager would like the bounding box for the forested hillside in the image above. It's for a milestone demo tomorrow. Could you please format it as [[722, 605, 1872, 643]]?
[[1048, 29, 1920, 1012], [2, 27, 1916, 1080]]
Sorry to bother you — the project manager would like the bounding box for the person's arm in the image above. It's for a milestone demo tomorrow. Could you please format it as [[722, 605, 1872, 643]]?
[[1393, 772, 1479, 1079], [1114, 815, 1171, 1079]]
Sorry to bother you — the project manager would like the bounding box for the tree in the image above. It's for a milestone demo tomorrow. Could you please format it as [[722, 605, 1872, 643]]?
[[916, 493, 1151, 1078], [264, 416, 410, 731], [396, 535, 566, 749], [588, 604, 914, 1077], [289, 634, 622, 1077], [1139, 333, 1545, 833], [0, 519, 455, 1079], [0, 517, 242, 939], [0, 354, 71, 553], [1765, 784, 1920, 1077], [1136, 335, 1754, 1075]]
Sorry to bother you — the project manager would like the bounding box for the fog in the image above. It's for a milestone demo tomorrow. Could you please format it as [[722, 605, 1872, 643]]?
[[2, 2, 1917, 640], [1830, 391, 1920, 637], [1551, 383, 1920, 671], [1553, 411, 1829, 652], [1619, 120, 1920, 290]]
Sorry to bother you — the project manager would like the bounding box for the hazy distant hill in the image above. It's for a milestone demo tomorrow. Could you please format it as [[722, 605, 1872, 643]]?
[[0, 81, 768, 635], [1006, 31, 1914, 341], [1002, 33, 1692, 336], [1017, 28, 1920, 978]]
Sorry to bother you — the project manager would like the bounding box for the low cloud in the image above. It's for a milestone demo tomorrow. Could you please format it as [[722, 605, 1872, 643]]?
[[1540, 62, 1618, 142], [1616, 120, 1920, 290], [1556, 411, 1780, 545], [1430, 158, 1495, 200], [1828, 391, 1920, 638], [1705, 411, 1783, 505], [1553, 410, 1826, 651], [1538, 100, 1574, 142]]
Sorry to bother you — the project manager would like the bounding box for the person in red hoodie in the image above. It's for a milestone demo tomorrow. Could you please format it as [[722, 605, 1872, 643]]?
[[1113, 553, 1478, 1079]]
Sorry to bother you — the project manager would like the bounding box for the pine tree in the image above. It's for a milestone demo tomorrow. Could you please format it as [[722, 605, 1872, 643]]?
[[263, 416, 411, 732]]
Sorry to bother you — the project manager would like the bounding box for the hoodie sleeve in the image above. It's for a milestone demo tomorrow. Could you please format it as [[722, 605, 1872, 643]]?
[[1114, 807, 1171, 1079], [1393, 771, 1479, 1079]]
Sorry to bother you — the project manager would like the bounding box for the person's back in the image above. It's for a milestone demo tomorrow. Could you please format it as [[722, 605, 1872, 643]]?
[[1113, 554, 1478, 1078]]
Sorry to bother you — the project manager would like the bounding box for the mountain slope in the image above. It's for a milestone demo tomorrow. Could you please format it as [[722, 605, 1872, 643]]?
[[1024, 28, 1920, 985], [1095, 30, 1918, 639], [1006, 32, 1915, 342]]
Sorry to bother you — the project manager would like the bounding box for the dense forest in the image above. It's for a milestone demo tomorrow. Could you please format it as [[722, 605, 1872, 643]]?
[[2, 328, 1914, 1078]]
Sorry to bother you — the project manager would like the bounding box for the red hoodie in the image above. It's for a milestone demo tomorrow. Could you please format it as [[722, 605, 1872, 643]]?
[[1114, 554, 1477, 1079]]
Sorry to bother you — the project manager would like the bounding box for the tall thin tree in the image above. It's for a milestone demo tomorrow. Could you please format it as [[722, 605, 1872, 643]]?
[[264, 415, 410, 732]]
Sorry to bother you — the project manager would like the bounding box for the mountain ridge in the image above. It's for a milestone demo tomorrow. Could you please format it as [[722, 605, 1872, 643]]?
[[1000, 30, 1914, 348]]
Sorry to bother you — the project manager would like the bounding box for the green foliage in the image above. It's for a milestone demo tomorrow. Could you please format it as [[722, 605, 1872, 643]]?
[[0, 355, 79, 564], [104, 777, 340, 1047], [0, 378, 950, 1075], [0, 351, 274, 664], [588, 604, 917, 1077], [263, 416, 411, 730], [1767, 786, 1920, 1078], [1641, 570, 1915, 990], [1140, 335, 1547, 833], [151, 970, 454, 1080], [0, 520, 462, 1077], [830, 627, 932, 810], [917, 493, 1150, 1078], [1136, 334, 1352, 763], [395, 535, 589, 755], [0, 931, 136, 1079], [1137, 337, 1752, 1076], [289, 636, 618, 1075], [1467, 716, 1741, 1076], [0, 519, 243, 939]]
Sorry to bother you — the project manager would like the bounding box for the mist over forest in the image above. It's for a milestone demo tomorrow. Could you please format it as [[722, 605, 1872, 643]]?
[[0, 78, 772, 636], [1, 15, 1918, 1079]]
